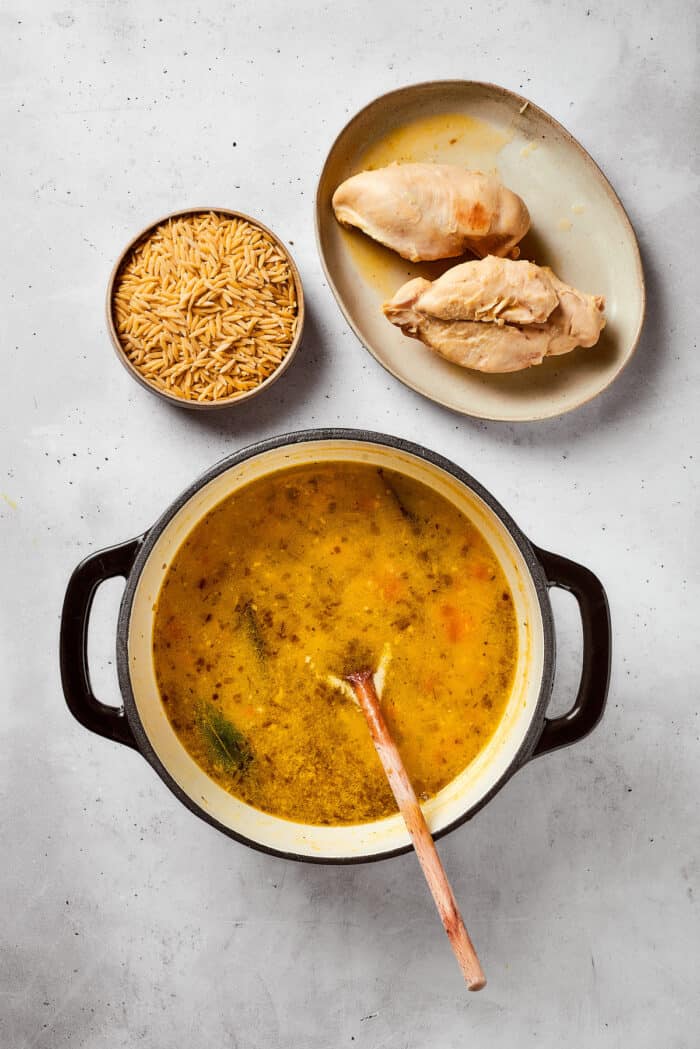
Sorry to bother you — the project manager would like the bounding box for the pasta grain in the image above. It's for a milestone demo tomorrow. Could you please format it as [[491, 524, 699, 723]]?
[[112, 212, 298, 401]]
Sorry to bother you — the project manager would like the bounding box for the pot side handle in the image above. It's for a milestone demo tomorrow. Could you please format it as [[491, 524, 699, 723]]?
[[59, 538, 143, 749], [531, 547, 611, 758]]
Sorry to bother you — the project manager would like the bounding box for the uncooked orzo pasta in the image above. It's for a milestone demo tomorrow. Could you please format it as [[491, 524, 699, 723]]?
[[111, 212, 299, 402]]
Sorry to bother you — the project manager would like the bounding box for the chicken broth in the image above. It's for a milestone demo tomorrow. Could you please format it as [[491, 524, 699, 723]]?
[[152, 462, 518, 825]]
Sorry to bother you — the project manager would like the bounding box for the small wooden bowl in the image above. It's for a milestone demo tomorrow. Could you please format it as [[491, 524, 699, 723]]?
[[106, 207, 305, 410]]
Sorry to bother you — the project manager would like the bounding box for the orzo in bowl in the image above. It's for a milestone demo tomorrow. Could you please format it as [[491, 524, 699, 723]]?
[[107, 209, 303, 407]]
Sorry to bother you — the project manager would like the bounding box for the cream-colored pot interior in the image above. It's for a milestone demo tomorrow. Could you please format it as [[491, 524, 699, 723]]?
[[126, 439, 545, 859]]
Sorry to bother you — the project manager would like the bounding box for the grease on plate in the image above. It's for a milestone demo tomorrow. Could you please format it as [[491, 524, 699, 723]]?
[[520, 141, 539, 159], [358, 112, 513, 171]]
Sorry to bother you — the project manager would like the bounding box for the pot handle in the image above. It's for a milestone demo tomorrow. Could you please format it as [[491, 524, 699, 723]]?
[[531, 546, 611, 758], [60, 538, 143, 749]]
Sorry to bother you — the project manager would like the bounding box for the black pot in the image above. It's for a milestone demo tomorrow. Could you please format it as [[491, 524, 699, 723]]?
[[60, 430, 611, 863]]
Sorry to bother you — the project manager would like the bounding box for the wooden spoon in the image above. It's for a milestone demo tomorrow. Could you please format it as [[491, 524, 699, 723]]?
[[346, 668, 486, 992]]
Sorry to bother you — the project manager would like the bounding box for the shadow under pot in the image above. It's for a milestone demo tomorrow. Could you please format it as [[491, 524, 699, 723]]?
[[59, 429, 611, 864]]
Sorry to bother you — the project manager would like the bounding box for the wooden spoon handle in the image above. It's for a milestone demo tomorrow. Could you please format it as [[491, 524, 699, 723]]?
[[347, 670, 486, 992]]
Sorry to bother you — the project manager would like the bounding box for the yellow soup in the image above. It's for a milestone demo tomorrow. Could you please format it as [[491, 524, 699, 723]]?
[[152, 462, 517, 825]]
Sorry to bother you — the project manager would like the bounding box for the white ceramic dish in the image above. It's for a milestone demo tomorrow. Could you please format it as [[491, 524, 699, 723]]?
[[316, 81, 645, 422]]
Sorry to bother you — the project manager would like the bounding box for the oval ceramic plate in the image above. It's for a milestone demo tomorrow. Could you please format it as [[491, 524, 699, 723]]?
[[316, 81, 645, 422]]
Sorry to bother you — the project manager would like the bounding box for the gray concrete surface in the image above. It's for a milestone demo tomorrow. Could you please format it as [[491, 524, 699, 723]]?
[[1, 1, 698, 1046]]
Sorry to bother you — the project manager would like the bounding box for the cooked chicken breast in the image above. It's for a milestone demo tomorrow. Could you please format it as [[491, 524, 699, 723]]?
[[332, 163, 530, 262], [383, 256, 606, 373]]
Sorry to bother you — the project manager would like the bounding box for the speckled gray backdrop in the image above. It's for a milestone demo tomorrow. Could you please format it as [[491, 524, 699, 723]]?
[[1, 1, 698, 1046]]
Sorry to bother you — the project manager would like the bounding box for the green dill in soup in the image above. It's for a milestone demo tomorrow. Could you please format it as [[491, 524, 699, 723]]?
[[152, 462, 517, 824]]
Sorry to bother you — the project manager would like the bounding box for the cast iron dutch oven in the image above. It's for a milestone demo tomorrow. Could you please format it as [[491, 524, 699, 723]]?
[[60, 430, 611, 863]]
